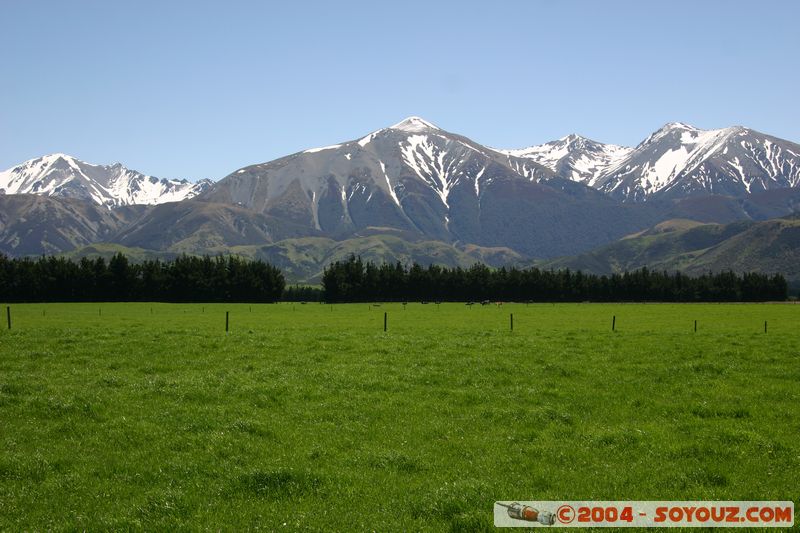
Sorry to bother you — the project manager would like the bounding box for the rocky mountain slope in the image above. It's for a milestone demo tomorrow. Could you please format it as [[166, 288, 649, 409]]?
[[0, 194, 138, 256]]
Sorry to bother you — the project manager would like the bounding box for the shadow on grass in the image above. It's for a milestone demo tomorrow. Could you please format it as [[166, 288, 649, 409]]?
[[232, 469, 322, 500]]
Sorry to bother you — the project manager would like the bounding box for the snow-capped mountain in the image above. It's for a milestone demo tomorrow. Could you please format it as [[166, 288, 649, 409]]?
[[201, 116, 558, 239], [0, 153, 212, 207], [198, 116, 654, 257], [497, 134, 632, 186], [499, 124, 800, 202], [594, 123, 800, 201]]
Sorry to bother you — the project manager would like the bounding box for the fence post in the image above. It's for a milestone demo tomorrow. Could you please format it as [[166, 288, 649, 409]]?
[[226, 311, 229, 333], [6, 306, 10, 330], [612, 315, 616, 331], [510, 313, 513, 331], [384, 312, 387, 332]]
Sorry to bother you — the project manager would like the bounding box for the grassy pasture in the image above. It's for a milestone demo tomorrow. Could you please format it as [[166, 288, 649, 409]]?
[[0, 302, 798, 530]]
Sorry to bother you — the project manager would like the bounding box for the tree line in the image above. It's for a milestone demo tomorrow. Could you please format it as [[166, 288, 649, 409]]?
[[0, 253, 285, 302], [0, 253, 789, 303], [322, 256, 788, 302]]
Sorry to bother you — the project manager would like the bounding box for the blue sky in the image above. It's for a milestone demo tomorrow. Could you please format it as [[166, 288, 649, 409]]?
[[2, 0, 798, 180]]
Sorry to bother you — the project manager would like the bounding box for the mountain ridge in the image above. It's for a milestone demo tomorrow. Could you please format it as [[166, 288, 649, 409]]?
[[0, 153, 211, 208]]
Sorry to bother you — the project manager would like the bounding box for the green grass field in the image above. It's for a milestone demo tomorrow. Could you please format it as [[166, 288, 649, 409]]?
[[1, 302, 798, 530]]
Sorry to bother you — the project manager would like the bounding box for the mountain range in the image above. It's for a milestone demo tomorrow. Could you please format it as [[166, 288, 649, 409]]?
[[2, 117, 800, 283], [0, 153, 211, 207]]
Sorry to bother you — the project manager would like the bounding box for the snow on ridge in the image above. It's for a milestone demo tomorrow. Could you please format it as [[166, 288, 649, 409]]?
[[357, 117, 440, 147], [304, 143, 343, 154], [496, 135, 633, 184], [357, 130, 381, 147], [622, 125, 747, 195], [0, 153, 205, 207], [597, 122, 800, 200], [662, 121, 697, 131]]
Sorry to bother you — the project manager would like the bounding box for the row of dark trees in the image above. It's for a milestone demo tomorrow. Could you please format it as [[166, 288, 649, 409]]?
[[0, 253, 789, 303], [0, 253, 285, 302], [322, 256, 788, 302]]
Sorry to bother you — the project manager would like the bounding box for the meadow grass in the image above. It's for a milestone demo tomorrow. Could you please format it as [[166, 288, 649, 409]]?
[[0, 302, 798, 530]]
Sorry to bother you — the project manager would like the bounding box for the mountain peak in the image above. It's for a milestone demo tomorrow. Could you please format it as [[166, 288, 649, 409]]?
[[560, 133, 585, 142], [639, 122, 700, 147], [389, 116, 440, 133], [660, 122, 697, 131], [39, 153, 76, 165]]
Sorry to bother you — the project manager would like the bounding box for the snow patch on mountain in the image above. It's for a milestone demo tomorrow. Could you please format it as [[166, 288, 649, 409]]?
[[474, 166, 485, 197], [400, 134, 455, 207], [304, 144, 343, 154], [357, 130, 381, 147], [379, 161, 400, 207]]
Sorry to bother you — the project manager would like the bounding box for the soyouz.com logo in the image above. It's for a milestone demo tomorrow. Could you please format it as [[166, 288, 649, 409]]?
[[493, 501, 794, 528]]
